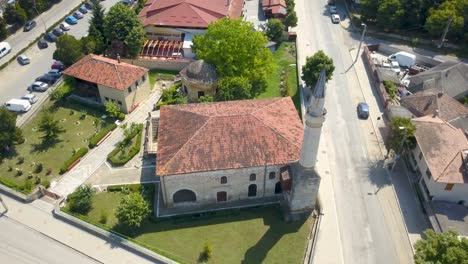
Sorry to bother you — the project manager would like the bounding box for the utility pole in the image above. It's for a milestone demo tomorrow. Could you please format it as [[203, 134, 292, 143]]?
[[437, 16, 453, 48], [33, 0, 47, 34], [354, 23, 367, 63]]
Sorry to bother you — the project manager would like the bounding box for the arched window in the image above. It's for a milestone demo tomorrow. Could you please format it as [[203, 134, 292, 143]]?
[[249, 173, 256, 181], [275, 181, 282, 194], [269, 172, 276, 179], [220, 176, 227, 184], [173, 189, 196, 203], [217, 191, 227, 202], [248, 184, 257, 197]]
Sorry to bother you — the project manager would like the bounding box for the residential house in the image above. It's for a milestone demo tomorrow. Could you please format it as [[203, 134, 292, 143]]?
[[63, 54, 151, 114], [262, 0, 287, 18]]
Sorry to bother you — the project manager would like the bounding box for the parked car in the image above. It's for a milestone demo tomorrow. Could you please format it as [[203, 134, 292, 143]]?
[[17, 54, 30, 65], [23, 20, 37, 32], [52, 27, 64, 37], [38, 39, 48, 49], [120, 0, 134, 5], [84, 1, 94, 9], [65, 16, 78, 25], [28, 81, 49, 92], [381, 60, 401, 74], [0, 42, 11, 58], [48, 69, 63, 79], [36, 74, 57, 85], [21, 94, 38, 104], [73, 11, 84, 19], [329, 5, 337, 14], [44, 32, 58, 42], [51, 61, 66, 71], [5, 99, 31, 113], [357, 102, 369, 119], [60, 22, 71, 31], [328, 0, 336, 5], [331, 14, 340, 23], [79, 5, 88, 14]]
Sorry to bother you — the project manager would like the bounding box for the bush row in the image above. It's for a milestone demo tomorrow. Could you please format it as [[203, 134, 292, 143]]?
[[89, 123, 118, 148], [107, 127, 143, 166], [59, 147, 89, 174]]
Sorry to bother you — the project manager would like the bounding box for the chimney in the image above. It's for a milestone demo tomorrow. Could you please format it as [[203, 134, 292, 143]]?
[[437, 92, 443, 98], [117, 54, 121, 63], [433, 109, 439, 118]]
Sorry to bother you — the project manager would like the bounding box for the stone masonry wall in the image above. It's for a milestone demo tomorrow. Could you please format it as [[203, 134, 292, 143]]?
[[121, 58, 192, 71]]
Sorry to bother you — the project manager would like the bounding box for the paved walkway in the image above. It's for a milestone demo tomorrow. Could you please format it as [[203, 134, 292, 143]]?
[[85, 163, 157, 187], [50, 88, 163, 196]]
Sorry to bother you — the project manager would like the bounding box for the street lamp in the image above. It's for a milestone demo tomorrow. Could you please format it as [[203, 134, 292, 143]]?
[[33, 0, 47, 33], [354, 23, 367, 63]]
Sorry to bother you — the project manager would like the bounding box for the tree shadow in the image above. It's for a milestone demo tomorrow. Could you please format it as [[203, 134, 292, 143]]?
[[31, 137, 63, 153], [365, 159, 391, 194]]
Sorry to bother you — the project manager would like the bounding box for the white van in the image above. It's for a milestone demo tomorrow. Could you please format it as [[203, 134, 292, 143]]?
[[0, 42, 12, 59], [5, 99, 31, 112], [388, 51, 416, 68]]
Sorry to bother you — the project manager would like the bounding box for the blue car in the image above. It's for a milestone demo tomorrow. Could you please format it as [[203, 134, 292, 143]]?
[[357, 102, 369, 119], [79, 6, 88, 14], [65, 16, 78, 25]]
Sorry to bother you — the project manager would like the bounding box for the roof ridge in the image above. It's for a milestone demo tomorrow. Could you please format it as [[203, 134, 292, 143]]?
[[435, 151, 462, 182], [250, 97, 285, 115], [251, 113, 302, 151]]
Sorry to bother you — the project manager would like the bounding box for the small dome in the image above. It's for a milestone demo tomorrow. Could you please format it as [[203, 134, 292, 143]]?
[[182, 60, 218, 83]]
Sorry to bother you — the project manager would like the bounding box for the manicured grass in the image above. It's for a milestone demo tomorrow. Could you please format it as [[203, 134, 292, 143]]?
[[68, 186, 313, 264], [148, 69, 178, 89], [0, 100, 113, 192]]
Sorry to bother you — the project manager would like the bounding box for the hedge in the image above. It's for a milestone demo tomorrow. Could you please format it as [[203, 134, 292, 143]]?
[[0, 177, 29, 194], [89, 123, 117, 148], [59, 147, 89, 174], [107, 126, 143, 166]]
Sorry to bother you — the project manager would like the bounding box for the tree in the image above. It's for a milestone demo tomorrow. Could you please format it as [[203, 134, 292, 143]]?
[[104, 3, 145, 57], [0, 17, 7, 41], [414, 229, 468, 264], [192, 18, 273, 97], [216, 76, 252, 101], [80, 36, 97, 55], [388, 117, 416, 154], [266, 19, 285, 43], [37, 112, 65, 141], [301, 50, 335, 88], [425, 0, 464, 38], [67, 185, 94, 214], [4, 3, 27, 26], [198, 241, 214, 262], [115, 192, 150, 228], [88, 0, 106, 54], [105, 101, 121, 118], [361, 0, 380, 21], [377, 0, 405, 31], [53, 35, 84, 67], [199, 95, 214, 103], [0, 107, 23, 154], [284, 11, 298, 28]]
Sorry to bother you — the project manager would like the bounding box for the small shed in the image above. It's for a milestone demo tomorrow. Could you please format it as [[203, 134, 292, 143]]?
[[179, 60, 218, 102]]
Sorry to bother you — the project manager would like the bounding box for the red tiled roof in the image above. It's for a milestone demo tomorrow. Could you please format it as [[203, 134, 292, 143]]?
[[62, 54, 148, 91], [157, 97, 304, 176], [139, 0, 244, 28], [262, 0, 286, 8]]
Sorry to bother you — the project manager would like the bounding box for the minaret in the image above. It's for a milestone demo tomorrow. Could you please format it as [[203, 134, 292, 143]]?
[[284, 68, 326, 221]]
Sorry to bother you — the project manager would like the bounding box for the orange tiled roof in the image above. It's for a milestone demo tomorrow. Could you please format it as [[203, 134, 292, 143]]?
[[62, 54, 148, 91], [156, 97, 304, 176], [139, 0, 244, 28]]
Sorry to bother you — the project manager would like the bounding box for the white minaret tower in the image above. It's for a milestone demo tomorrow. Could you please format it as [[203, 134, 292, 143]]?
[[284, 68, 326, 221]]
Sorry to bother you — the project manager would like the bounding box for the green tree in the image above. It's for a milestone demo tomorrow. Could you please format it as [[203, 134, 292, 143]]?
[[105, 101, 121, 118], [301, 50, 335, 88], [199, 95, 214, 103], [414, 229, 468, 264], [377, 0, 405, 31], [266, 18, 285, 42], [88, 0, 106, 54], [388, 117, 416, 154], [360, 0, 379, 21], [4, 3, 27, 26], [198, 241, 214, 262], [104, 3, 145, 57], [53, 35, 84, 67], [115, 192, 150, 228], [284, 11, 298, 28], [0, 17, 7, 41], [67, 185, 94, 214], [216, 76, 252, 101], [425, 0, 464, 38], [155, 85, 187, 109], [80, 36, 97, 55], [192, 18, 273, 96], [401, 0, 424, 27], [38, 112, 65, 141], [0, 107, 23, 154]]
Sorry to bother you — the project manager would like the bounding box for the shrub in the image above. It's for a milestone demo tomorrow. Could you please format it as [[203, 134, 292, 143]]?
[[199, 241, 214, 262], [16, 168, 23, 176], [107, 125, 143, 166], [118, 112, 126, 120], [99, 210, 108, 224], [88, 123, 117, 148], [59, 147, 89, 174], [42, 179, 51, 189], [383, 80, 398, 100], [115, 192, 150, 228], [46, 168, 52, 175], [67, 185, 94, 214], [51, 78, 76, 101], [23, 178, 33, 192], [8, 165, 12, 171], [155, 85, 187, 110], [17, 156, 24, 164], [35, 163, 43, 173]]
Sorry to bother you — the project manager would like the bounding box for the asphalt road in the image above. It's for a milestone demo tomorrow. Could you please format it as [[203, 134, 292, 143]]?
[[0, 0, 120, 106], [0, 216, 100, 264], [296, 1, 412, 263]]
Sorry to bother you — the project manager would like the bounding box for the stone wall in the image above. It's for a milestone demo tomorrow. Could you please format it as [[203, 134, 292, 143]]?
[[121, 58, 192, 71]]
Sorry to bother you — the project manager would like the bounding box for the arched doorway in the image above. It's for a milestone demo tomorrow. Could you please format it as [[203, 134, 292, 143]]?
[[173, 189, 196, 203], [275, 181, 282, 194], [248, 184, 257, 197]]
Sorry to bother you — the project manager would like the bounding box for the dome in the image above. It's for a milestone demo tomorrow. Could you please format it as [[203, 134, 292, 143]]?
[[181, 60, 218, 83]]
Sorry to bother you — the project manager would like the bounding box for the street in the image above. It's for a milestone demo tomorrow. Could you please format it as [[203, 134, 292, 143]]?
[[295, 0, 414, 263], [0, 216, 100, 264]]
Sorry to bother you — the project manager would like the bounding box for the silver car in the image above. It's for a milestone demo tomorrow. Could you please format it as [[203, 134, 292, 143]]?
[[17, 54, 30, 65], [28, 81, 49, 92], [21, 93, 38, 104]]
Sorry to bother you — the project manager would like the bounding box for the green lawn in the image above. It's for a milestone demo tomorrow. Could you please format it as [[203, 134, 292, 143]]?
[[0, 100, 113, 193], [257, 42, 302, 114], [65, 185, 313, 264], [148, 69, 178, 89]]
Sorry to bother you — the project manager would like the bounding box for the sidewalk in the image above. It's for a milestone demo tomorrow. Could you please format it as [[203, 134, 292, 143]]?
[[50, 88, 163, 196]]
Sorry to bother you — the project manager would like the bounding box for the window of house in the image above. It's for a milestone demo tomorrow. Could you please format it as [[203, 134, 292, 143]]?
[[220, 176, 227, 184], [142, 75, 146, 82], [248, 184, 257, 197], [425, 169, 432, 179], [419, 152, 423, 160], [128, 87, 132, 93], [249, 173, 256, 181], [445, 184, 454, 191], [117, 100, 122, 105], [198, 91, 205, 98], [269, 172, 276, 179]]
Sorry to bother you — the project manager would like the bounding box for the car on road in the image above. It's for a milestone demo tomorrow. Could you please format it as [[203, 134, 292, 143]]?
[[51, 61, 66, 71], [331, 14, 340, 23], [79, 5, 88, 14], [44, 32, 58, 42], [5, 99, 31, 112], [357, 102, 369, 119], [65, 16, 78, 25], [73, 11, 84, 19], [60, 22, 71, 31], [52, 28, 64, 37], [36, 74, 57, 85], [17, 54, 30, 65], [21, 94, 38, 104], [0, 42, 11, 58], [23, 20, 37, 32], [38, 39, 48, 49], [28, 81, 49, 92], [329, 5, 337, 14]]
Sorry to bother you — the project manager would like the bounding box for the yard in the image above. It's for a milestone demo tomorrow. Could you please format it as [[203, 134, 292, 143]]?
[[0, 100, 114, 193], [257, 42, 301, 113], [64, 184, 313, 264], [148, 69, 178, 89]]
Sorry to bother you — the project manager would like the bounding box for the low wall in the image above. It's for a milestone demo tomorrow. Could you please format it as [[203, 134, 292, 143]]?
[[362, 46, 392, 109], [121, 58, 192, 71], [0, 184, 43, 202]]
